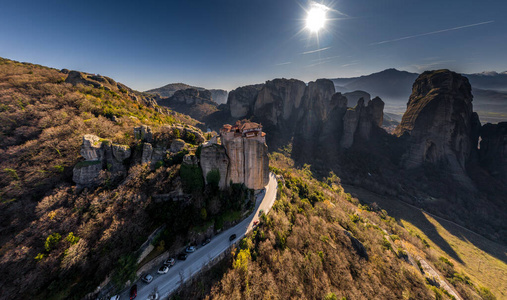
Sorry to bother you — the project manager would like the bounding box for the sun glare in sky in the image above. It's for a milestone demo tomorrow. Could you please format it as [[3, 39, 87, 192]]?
[[306, 3, 328, 33]]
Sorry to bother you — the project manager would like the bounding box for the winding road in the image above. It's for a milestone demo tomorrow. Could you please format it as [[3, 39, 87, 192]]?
[[119, 172, 277, 300]]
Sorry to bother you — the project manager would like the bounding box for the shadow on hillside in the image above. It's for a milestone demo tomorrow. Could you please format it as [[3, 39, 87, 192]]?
[[342, 184, 507, 266], [342, 184, 468, 263]]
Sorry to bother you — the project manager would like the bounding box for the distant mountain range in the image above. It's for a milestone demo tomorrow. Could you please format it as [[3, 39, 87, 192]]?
[[330, 68, 507, 123], [145, 83, 228, 104], [330, 68, 507, 102]]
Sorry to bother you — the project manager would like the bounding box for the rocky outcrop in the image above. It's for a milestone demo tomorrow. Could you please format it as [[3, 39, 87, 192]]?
[[200, 144, 229, 189], [134, 125, 153, 142], [343, 90, 371, 104], [200, 121, 269, 190], [169, 88, 214, 105], [222, 135, 245, 184], [227, 84, 264, 118], [209, 89, 228, 105], [166, 125, 206, 145], [253, 79, 306, 127], [73, 135, 131, 189], [395, 70, 478, 182], [479, 122, 507, 182], [341, 99, 363, 148], [293, 79, 337, 158], [65, 71, 117, 90], [243, 138, 269, 190], [170, 139, 186, 153], [141, 143, 154, 165]]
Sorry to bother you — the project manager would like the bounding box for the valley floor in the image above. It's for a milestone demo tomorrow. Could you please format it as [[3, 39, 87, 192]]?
[[342, 184, 507, 299]]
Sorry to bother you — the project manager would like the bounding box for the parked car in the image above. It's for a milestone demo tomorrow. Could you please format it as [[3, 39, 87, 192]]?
[[229, 234, 236, 241], [141, 274, 153, 283], [253, 220, 259, 227], [178, 253, 188, 260], [258, 209, 264, 216], [110, 295, 120, 300], [185, 246, 196, 253], [129, 285, 137, 300], [157, 265, 169, 274], [163, 257, 175, 266], [202, 238, 211, 246]]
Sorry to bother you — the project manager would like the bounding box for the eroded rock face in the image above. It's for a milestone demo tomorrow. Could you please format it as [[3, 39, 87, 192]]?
[[479, 122, 507, 182], [170, 88, 213, 105], [141, 143, 153, 165], [227, 84, 264, 118], [80, 135, 103, 161], [253, 79, 306, 126], [222, 136, 245, 184], [73, 161, 102, 188], [243, 138, 269, 190], [170, 139, 186, 153], [200, 144, 229, 189], [293, 79, 337, 158], [341, 99, 364, 148], [73, 135, 131, 189], [134, 125, 153, 142], [395, 70, 477, 180]]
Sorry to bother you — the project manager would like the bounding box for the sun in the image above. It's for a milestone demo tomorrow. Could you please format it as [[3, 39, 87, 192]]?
[[306, 3, 328, 33]]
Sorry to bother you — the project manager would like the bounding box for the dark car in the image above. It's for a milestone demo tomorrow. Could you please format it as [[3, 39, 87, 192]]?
[[130, 284, 137, 300], [202, 238, 211, 246], [229, 234, 236, 241], [178, 253, 188, 260]]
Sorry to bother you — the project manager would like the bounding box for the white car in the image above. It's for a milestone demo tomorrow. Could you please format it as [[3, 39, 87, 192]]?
[[163, 257, 175, 266], [142, 274, 153, 283], [157, 265, 169, 274], [185, 246, 196, 253], [109, 295, 120, 300]]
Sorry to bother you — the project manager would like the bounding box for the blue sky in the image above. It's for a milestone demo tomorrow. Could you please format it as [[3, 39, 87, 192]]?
[[1, 0, 506, 91]]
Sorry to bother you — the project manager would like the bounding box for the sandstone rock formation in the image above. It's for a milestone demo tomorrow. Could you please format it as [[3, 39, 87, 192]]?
[[169, 88, 213, 105], [394, 70, 478, 182], [227, 84, 264, 118], [200, 144, 229, 189], [134, 125, 153, 142], [73, 135, 131, 189], [253, 79, 306, 127], [65, 70, 160, 109], [479, 122, 507, 182], [200, 121, 269, 190], [343, 90, 371, 104], [170, 139, 186, 153]]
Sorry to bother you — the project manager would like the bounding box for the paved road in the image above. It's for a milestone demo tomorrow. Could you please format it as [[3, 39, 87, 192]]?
[[119, 173, 277, 300]]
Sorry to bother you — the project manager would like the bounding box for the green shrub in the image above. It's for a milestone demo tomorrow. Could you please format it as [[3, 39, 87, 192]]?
[[180, 163, 204, 192], [438, 256, 454, 267], [53, 165, 64, 173], [35, 253, 46, 262], [65, 232, 80, 245], [478, 287, 496, 300], [3, 168, 19, 180], [206, 169, 221, 188], [44, 233, 62, 252], [111, 253, 138, 286]]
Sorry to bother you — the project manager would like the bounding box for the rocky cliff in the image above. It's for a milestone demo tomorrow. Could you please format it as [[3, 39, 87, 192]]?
[[394, 70, 479, 183], [200, 144, 229, 189], [65, 70, 159, 108], [200, 121, 269, 190], [73, 135, 131, 189], [479, 122, 507, 183], [253, 79, 306, 127], [227, 84, 264, 119]]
